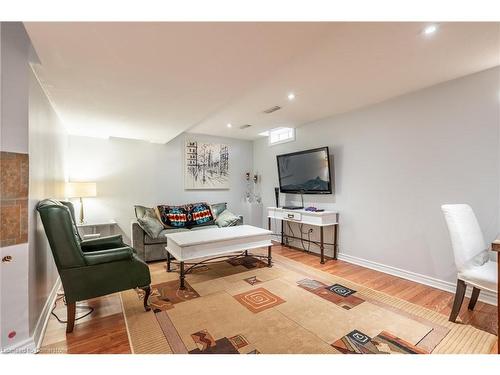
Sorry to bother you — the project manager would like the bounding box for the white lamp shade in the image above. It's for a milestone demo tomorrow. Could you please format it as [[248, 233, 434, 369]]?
[[66, 182, 97, 198]]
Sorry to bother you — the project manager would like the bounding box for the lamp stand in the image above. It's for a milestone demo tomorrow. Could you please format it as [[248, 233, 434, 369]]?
[[79, 197, 85, 224]]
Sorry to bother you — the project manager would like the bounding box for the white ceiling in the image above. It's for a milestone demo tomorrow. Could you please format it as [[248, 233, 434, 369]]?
[[25, 22, 500, 143]]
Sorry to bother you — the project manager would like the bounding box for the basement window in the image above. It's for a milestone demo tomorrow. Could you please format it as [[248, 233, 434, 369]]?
[[268, 127, 295, 146]]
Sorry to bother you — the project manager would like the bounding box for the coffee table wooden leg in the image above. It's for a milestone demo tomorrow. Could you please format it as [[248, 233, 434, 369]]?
[[179, 261, 185, 290], [267, 245, 272, 267], [166, 251, 171, 272]]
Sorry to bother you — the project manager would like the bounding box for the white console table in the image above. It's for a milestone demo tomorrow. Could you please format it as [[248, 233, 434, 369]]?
[[267, 207, 339, 264]]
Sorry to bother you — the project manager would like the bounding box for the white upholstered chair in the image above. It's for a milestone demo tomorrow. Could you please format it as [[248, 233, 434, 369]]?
[[441, 204, 497, 322]]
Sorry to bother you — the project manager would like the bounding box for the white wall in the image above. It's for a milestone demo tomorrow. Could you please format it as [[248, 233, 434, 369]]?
[[254, 67, 500, 286], [67, 133, 253, 242], [0, 23, 30, 154], [28, 68, 67, 344], [0, 22, 32, 352], [0, 23, 67, 352]]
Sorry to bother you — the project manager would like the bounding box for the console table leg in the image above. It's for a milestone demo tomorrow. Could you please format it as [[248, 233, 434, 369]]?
[[320, 226, 325, 264], [166, 251, 171, 272], [179, 261, 185, 290], [267, 245, 272, 267], [281, 220, 284, 245], [333, 224, 338, 260]]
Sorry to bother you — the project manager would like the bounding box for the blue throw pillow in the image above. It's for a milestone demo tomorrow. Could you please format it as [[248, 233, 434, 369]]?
[[185, 202, 214, 227], [156, 205, 188, 228]]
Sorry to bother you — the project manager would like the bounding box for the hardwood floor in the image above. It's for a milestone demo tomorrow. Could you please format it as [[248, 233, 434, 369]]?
[[39, 244, 498, 354], [40, 293, 131, 354]]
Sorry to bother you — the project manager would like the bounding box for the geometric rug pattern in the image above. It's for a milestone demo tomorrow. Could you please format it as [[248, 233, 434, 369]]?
[[331, 330, 428, 354], [233, 287, 285, 313], [188, 330, 259, 354], [298, 279, 365, 310], [121, 253, 497, 354]]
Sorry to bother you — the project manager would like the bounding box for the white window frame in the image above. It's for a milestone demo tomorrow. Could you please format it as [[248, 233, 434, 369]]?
[[268, 127, 295, 146]]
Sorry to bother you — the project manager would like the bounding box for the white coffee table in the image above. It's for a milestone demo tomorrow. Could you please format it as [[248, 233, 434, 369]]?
[[165, 225, 273, 289]]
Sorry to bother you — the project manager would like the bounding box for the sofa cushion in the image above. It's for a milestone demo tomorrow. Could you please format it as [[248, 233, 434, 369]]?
[[144, 228, 189, 244], [134, 205, 164, 238], [215, 210, 241, 227], [185, 202, 214, 227], [190, 225, 218, 231], [210, 202, 227, 219], [157, 205, 188, 228]]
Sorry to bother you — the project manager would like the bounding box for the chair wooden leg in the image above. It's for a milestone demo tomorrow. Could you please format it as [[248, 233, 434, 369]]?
[[449, 279, 467, 322], [142, 286, 151, 311], [66, 302, 76, 333], [468, 287, 480, 311]]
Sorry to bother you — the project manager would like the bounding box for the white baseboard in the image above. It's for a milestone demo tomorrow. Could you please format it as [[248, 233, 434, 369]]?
[[32, 277, 61, 352], [1, 337, 36, 354], [2, 278, 61, 354], [338, 253, 497, 306]]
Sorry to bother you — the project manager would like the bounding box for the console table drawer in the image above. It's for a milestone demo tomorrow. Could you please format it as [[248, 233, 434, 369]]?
[[282, 211, 302, 221]]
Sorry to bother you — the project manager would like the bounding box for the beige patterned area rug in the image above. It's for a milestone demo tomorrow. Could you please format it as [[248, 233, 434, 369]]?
[[121, 252, 496, 354]]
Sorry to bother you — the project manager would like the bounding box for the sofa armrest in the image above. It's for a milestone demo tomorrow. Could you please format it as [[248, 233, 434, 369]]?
[[81, 234, 125, 252], [131, 221, 146, 261], [84, 247, 134, 266]]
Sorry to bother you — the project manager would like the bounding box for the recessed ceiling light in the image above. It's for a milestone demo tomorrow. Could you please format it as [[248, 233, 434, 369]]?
[[226, 123, 232, 128], [287, 93, 295, 101], [423, 24, 438, 35]]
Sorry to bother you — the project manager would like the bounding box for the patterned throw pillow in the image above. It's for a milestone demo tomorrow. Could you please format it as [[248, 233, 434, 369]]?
[[185, 202, 214, 227], [156, 205, 188, 228]]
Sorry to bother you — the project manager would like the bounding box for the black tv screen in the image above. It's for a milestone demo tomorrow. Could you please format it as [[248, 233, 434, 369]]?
[[276, 147, 332, 194]]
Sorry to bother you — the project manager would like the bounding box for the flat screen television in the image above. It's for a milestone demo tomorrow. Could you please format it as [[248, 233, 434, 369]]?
[[276, 146, 332, 194]]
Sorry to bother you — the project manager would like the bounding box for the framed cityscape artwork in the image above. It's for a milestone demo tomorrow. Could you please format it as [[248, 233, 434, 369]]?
[[185, 141, 230, 189]]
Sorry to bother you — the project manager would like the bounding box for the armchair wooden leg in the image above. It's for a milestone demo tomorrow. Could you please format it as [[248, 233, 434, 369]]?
[[468, 287, 480, 311], [142, 286, 151, 311], [66, 303, 76, 333], [449, 279, 467, 322]]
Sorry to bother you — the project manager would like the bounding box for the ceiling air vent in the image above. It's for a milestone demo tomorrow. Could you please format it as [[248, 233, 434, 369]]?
[[239, 124, 252, 130], [263, 105, 281, 114]]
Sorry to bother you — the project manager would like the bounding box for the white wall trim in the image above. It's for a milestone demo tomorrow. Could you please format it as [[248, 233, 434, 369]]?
[[338, 253, 498, 306], [32, 278, 61, 352]]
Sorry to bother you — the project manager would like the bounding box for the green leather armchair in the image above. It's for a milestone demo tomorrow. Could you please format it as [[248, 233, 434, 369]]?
[[36, 199, 151, 333]]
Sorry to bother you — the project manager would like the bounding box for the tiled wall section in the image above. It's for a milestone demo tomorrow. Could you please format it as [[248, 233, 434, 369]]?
[[0, 152, 29, 247]]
